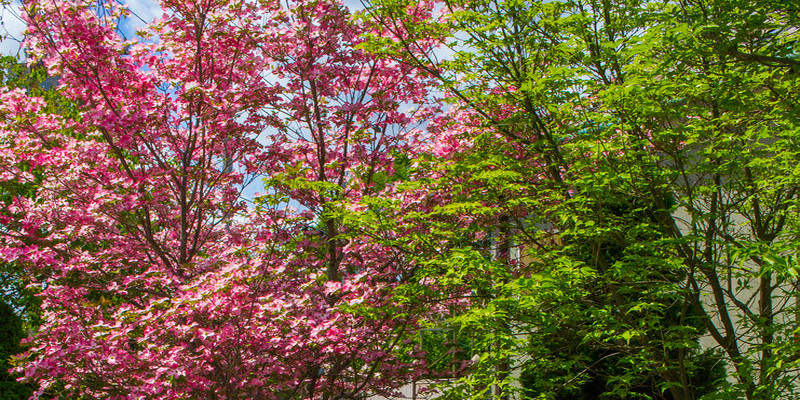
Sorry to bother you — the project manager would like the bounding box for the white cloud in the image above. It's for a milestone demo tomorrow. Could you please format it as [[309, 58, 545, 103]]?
[[0, 0, 162, 58], [126, 0, 161, 22], [120, 0, 162, 40], [0, 1, 26, 57], [344, 0, 365, 11]]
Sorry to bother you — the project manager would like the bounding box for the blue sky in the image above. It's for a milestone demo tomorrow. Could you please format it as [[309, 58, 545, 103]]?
[[0, 0, 163, 57], [0, 1, 26, 56]]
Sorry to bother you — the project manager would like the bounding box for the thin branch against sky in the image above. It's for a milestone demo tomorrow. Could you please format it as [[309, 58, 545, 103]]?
[[0, 0, 162, 57], [0, 0, 25, 56]]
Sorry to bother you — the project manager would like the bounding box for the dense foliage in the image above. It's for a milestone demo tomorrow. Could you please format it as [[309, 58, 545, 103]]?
[[0, 0, 443, 397], [0, 300, 33, 399], [2, 0, 800, 399], [361, 0, 800, 399]]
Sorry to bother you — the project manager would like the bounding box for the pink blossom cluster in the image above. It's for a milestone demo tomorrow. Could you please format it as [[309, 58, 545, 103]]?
[[0, 0, 453, 397]]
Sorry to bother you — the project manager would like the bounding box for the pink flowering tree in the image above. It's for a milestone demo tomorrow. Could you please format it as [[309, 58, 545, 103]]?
[[0, 0, 444, 397]]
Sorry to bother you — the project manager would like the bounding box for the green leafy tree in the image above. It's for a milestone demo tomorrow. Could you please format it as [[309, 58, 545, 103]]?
[[361, 0, 800, 398], [0, 300, 33, 399]]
